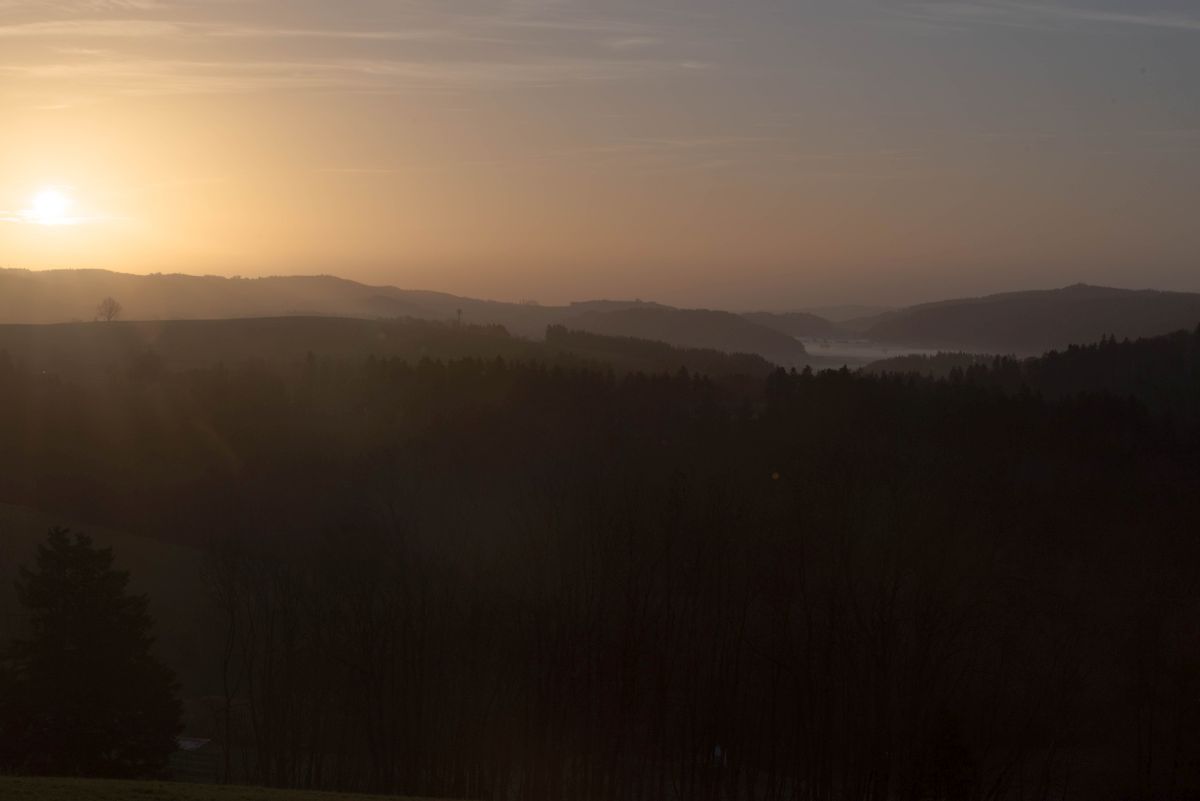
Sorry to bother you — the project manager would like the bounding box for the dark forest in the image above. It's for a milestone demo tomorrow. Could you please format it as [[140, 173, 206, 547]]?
[[3, 324, 1200, 800]]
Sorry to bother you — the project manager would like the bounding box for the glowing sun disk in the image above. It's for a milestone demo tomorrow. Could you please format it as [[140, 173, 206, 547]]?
[[25, 186, 75, 225]]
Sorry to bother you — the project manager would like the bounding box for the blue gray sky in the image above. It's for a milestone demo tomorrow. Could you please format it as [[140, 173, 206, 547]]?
[[2, 0, 1198, 307]]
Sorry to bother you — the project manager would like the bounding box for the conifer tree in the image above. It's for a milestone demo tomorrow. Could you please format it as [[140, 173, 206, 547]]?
[[1, 528, 181, 777]]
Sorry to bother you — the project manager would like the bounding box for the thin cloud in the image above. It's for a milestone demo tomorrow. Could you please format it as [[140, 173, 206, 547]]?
[[0, 210, 117, 225], [0, 55, 693, 96], [0, 1, 703, 100], [900, 2, 1200, 34], [0, 20, 522, 43], [603, 36, 662, 50], [0, 1, 166, 8], [0, 20, 186, 37]]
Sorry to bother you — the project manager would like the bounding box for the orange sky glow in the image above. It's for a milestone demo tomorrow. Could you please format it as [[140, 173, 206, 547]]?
[[2, 0, 1198, 308]]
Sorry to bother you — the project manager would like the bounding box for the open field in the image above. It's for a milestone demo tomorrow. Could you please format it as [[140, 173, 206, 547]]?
[[0, 777, 446, 801]]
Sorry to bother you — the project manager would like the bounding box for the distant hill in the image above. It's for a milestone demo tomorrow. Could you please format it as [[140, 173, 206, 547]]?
[[742, 311, 838, 339], [0, 269, 800, 365], [567, 307, 808, 366], [798, 305, 894, 323], [24, 269, 1200, 365], [565, 299, 668, 314], [839, 311, 896, 335], [867, 284, 1200, 354], [0, 268, 557, 335]]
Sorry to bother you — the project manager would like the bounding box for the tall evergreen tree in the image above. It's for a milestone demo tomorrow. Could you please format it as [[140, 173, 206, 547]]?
[[0, 528, 181, 777]]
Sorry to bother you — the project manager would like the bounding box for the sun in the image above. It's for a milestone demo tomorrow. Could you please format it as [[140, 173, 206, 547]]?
[[24, 186, 75, 225]]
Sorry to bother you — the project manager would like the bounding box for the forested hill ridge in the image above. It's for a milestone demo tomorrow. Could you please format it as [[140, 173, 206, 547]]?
[[2, 327, 1200, 799], [0, 268, 809, 365], [11, 268, 1200, 361], [741, 310, 839, 338], [563, 307, 807, 366], [0, 267, 546, 331], [862, 351, 993, 378], [866, 283, 1200, 354], [0, 316, 776, 381], [867, 325, 1200, 427]]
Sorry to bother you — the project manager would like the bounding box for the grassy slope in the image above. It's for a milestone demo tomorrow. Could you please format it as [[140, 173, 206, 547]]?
[[0, 777, 444, 801]]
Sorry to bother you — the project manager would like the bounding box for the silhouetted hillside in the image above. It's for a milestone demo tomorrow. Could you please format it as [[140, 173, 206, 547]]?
[[868, 284, 1200, 353], [867, 325, 1200, 428], [863, 351, 996, 378], [564, 299, 668, 314], [0, 268, 557, 335], [0, 269, 806, 364], [569, 307, 808, 365], [742, 310, 838, 338], [0, 316, 776, 382], [544, 325, 774, 377], [800, 304, 894, 323]]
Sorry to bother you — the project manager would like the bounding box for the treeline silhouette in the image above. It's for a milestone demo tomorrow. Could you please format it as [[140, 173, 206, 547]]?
[[544, 324, 773, 384], [1, 327, 1199, 799], [870, 325, 1200, 426], [0, 317, 775, 384]]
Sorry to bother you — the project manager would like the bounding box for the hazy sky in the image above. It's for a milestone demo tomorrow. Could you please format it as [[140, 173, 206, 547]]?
[[2, 0, 1198, 308]]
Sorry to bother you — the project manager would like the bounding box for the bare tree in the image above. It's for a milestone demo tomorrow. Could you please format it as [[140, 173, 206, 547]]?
[[96, 296, 123, 322]]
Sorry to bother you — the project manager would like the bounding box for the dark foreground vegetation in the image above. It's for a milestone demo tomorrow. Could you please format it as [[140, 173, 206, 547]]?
[[2, 323, 1200, 800], [0, 776, 434, 801]]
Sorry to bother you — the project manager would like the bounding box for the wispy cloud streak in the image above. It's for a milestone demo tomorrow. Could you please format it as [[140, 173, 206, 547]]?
[[0, 0, 699, 100], [899, 1, 1200, 33]]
